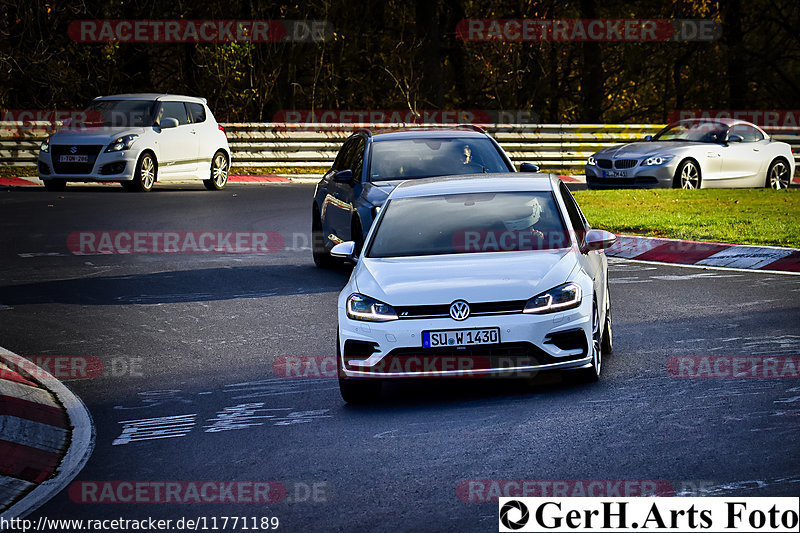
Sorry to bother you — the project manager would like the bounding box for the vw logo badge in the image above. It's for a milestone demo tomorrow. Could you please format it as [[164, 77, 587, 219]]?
[[70, 146, 78, 154], [449, 300, 470, 321]]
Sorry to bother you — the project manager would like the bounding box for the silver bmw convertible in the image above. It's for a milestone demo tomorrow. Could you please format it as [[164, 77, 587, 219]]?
[[585, 118, 795, 189]]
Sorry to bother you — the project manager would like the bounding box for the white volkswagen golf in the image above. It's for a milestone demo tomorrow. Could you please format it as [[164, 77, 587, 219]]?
[[332, 173, 616, 402], [38, 93, 230, 192]]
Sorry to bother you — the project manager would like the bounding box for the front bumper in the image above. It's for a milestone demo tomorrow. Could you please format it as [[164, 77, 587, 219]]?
[[38, 149, 138, 182], [337, 305, 593, 379], [585, 162, 677, 189]]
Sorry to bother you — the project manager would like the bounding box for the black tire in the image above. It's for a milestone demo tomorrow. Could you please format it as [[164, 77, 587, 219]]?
[[312, 206, 335, 268], [565, 299, 602, 384], [129, 152, 156, 192], [673, 159, 701, 189], [351, 217, 364, 257], [203, 151, 229, 191], [339, 377, 381, 404], [43, 179, 66, 192], [601, 306, 613, 355], [766, 158, 791, 190], [337, 332, 381, 403]]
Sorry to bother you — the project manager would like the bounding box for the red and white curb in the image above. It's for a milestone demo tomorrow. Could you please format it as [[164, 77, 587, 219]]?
[[0, 347, 94, 520], [608, 235, 800, 274]]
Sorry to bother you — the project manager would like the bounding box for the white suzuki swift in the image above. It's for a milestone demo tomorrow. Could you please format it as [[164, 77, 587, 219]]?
[[331, 173, 616, 403], [38, 93, 230, 192]]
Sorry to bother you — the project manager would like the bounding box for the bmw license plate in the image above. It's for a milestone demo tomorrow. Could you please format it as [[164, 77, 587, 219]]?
[[423, 327, 500, 348], [58, 155, 89, 163], [602, 170, 627, 178]]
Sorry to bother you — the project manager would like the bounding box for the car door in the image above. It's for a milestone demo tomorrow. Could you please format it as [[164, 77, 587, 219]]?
[[187, 102, 213, 175], [327, 136, 365, 242], [558, 181, 605, 310], [154, 101, 198, 176], [719, 124, 767, 183]]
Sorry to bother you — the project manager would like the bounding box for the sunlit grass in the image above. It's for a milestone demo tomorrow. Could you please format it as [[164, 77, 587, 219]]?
[[573, 188, 800, 248]]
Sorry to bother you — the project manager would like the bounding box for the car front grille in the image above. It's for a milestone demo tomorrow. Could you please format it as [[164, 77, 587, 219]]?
[[588, 176, 659, 187], [51, 145, 103, 175], [395, 300, 528, 319], [614, 159, 638, 169], [596, 159, 613, 169]]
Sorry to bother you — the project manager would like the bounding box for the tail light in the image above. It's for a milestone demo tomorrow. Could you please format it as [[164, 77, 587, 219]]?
[[218, 124, 226, 136]]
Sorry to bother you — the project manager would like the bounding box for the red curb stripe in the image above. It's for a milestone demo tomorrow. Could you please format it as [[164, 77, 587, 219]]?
[[634, 241, 730, 264], [0, 395, 68, 428], [228, 175, 291, 183], [760, 251, 800, 272], [0, 177, 38, 187], [0, 439, 60, 483], [0, 368, 38, 387], [558, 174, 579, 183]]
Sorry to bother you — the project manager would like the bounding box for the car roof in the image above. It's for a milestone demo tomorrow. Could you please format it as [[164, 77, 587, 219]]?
[[370, 128, 489, 141], [676, 117, 756, 128], [389, 173, 559, 199], [93, 94, 207, 104], [670, 118, 770, 136]]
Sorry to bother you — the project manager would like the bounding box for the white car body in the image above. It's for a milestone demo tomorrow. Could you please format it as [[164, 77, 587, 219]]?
[[586, 118, 795, 189], [334, 174, 615, 400], [38, 93, 230, 190]]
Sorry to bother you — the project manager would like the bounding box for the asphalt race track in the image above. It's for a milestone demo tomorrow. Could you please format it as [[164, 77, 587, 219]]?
[[1, 182, 799, 532]]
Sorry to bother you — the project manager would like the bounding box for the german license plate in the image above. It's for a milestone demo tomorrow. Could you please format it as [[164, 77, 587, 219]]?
[[58, 155, 89, 163], [422, 327, 500, 348], [602, 170, 627, 178]]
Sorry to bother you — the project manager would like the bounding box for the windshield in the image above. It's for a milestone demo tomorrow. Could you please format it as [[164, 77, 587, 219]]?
[[85, 100, 158, 127], [652, 121, 727, 143], [367, 191, 568, 258], [368, 137, 509, 181]]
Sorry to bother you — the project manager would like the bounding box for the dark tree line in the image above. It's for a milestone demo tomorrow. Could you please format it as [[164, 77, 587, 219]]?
[[1, 0, 798, 123]]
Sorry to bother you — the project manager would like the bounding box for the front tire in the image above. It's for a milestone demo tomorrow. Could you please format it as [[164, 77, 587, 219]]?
[[766, 159, 791, 190], [337, 333, 381, 403], [203, 151, 229, 191], [129, 152, 156, 192], [312, 206, 335, 268], [43, 179, 67, 192], [674, 159, 701, 189], [565, 300, 602, 383]]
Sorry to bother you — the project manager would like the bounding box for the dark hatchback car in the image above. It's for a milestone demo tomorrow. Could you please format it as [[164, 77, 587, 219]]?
[[312, 126, 538, 267]]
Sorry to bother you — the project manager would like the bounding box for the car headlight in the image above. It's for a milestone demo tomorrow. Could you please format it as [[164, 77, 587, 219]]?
[[523, 282, 582, 314], [40, 137, 49, 153], [105, 134, 139, 152], [642, 155, 674, 166], [587, 156, 596, 166], [346, 293, 398, 322]]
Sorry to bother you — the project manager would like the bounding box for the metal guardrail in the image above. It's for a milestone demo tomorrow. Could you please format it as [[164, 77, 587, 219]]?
[[2, 122, 798, 170]]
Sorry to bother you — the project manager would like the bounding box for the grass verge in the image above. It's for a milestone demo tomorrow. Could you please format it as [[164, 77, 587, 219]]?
[[572, 188, 800, 248]]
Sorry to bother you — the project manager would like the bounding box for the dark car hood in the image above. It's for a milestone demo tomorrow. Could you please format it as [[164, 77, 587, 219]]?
[[362, 181, 404, 207]]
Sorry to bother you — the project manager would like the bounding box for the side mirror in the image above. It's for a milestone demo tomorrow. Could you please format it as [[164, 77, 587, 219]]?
[[333, 169, 354, 183], [159, 117, 179, 129], [644, 135, 652, 141], [331, 241, 357, 262], [582, 229, 616, 252], [726, 134, 743, 144], [519, 162, 540, 173]]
